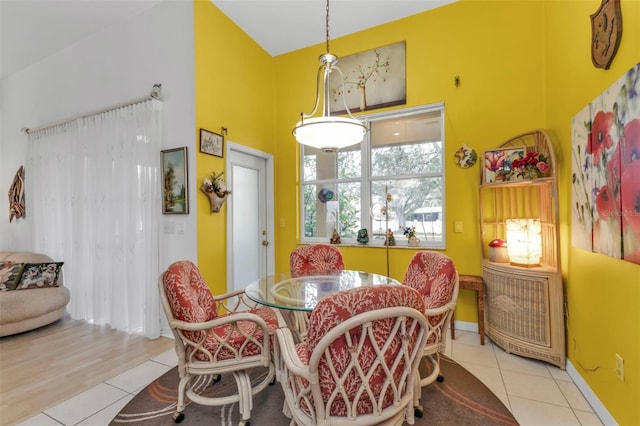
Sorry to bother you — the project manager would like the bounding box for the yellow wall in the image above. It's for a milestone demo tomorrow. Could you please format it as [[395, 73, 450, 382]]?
[[196, 1, 640, 422], [273, 0, 546, 332], [194, 0, 276, 292], [544, 1, 640, 424]]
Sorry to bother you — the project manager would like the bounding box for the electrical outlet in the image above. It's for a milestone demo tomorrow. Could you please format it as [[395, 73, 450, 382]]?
[[615, 353, 624, 382], [454, 221, 463, 233]]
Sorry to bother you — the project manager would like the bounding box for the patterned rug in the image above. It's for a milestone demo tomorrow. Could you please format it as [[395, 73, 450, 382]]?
[[111, 356, 518, 425]]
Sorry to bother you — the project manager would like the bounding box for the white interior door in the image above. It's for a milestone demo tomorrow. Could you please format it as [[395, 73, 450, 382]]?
[[226, 143, 274, 292]]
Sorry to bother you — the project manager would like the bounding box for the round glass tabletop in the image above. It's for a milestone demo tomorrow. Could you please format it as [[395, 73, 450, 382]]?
[[245, 270, 401, 311]]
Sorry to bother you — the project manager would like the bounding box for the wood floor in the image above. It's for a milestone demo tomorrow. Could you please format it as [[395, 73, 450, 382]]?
[[0, 315, 174, 425]]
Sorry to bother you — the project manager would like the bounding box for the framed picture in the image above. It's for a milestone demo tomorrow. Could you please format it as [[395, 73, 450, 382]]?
[[329, 41, 406, 114], [200, 128, 224, 158], [483, 147, 526, 184], [161, 147, 189, 214]]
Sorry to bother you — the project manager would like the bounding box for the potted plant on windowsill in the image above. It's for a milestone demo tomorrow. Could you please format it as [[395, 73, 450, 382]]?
[[403, 226, 420, 247]]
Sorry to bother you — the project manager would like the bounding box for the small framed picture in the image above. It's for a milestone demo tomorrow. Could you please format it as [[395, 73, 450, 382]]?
[[483, 146, 526, 184], [200, 128, 224, 158], [161, 147, 189, 214]]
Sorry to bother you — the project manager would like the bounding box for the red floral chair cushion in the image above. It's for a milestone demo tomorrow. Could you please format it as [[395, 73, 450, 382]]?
[[289, 244, 344, 277], [297, 285, 426, 417], [403, 250, 458, 338], [162, 260, 279, 361]]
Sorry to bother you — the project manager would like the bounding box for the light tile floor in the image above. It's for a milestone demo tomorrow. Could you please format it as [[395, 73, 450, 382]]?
[[17, 330, 605, 426]]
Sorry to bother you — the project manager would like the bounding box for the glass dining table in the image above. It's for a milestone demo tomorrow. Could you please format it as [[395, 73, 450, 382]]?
[[245, 270, 401, 341], [245, 270, 401, 311]]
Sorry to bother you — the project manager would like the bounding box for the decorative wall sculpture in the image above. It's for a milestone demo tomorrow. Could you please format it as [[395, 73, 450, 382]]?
[[571, 62, 640, 264], [201, 171, 231, 213], [8, 165, 25, 222]]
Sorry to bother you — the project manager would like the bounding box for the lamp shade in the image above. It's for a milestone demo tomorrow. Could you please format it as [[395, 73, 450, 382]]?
[[293, 115, 367, 152], [506, 219, 542, 266]]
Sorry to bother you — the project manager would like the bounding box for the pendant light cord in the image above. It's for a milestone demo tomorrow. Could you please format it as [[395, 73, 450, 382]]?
[[325, 0, 330, 54]]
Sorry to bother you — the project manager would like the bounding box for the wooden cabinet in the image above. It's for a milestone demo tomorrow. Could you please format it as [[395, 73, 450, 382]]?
[[479, 130, 565, 369]]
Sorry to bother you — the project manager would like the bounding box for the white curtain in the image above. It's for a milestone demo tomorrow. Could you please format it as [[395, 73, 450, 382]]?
[[26, 99, 163, 338]]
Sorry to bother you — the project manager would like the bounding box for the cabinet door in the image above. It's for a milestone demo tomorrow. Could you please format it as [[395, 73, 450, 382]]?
[[484, 266, 551, 347]]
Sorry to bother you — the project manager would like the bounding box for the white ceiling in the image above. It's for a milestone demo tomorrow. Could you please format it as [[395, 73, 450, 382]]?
[[0, 0, 456, 79]]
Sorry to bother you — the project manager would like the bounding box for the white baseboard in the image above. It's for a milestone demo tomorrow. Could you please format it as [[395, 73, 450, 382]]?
[[566, 360, 617, 425], [452, 320, 478, 333]]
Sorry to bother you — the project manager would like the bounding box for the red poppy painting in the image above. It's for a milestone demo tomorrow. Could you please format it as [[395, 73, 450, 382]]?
[[572, 62, 640, 264]]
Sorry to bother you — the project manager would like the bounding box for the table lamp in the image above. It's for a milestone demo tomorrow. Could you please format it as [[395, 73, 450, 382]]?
[[506, 219, 542, 267]]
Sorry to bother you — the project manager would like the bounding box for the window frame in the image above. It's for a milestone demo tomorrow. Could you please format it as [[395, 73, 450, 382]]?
[[299, 102, 446, 249]]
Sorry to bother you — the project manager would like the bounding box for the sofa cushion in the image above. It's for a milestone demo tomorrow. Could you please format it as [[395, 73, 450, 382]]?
[[15, 262, 64, 290], [0, 262, 26, 291]]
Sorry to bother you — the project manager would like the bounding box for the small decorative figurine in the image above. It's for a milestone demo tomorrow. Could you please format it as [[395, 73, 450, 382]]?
[[357, 228, 369, 244], [330, 229, 341, 244], [384, 228, 396, 246]]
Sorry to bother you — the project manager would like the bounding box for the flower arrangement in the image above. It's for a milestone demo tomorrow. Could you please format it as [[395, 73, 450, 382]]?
[[203, 171, 227, 196], [512, 152, 549, 180], [403, 226, 417, 238]]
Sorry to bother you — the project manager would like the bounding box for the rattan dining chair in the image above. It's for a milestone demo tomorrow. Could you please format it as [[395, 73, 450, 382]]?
[[402, 250, 459, 417], [276, 285, 428, 425], [287, 244, 345, 340], [158, 260, 283, 426], [289, 243, 345, 277]]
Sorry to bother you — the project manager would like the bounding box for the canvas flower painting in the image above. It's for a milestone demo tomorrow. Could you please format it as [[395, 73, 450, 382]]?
[[571, 62, 640, 264]]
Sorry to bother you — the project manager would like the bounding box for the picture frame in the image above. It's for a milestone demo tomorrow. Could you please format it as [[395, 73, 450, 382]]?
[[329, 41, 406, 114], [483, 146, 526, 184], [200, 128, 224, 158], [161, 147, 189, 214]]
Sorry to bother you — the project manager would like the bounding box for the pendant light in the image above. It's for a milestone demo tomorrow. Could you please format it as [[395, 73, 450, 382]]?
[[292, 0, 368, 152]]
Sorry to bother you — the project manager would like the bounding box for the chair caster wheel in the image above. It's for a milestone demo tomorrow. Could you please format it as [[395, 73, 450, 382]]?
[[173, 411, 185, 423], [414, 405, 424, 418], [436, 374, 445, 382], [213, 374, 222, 383]]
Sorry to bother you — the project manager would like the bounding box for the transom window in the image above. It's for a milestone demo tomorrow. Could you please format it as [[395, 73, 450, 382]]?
[[300, 103, 445, 248]]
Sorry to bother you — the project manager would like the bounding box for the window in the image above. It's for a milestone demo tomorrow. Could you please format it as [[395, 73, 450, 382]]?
[[301, 103, 445, 248]]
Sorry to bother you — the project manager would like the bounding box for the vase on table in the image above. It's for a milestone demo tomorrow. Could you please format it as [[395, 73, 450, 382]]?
[[408, 236, 420, 247]]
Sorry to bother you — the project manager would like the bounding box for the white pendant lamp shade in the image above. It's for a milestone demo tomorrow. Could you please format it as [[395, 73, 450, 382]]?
[[292, 0, 368, 152], [293, 116, 367, 152]]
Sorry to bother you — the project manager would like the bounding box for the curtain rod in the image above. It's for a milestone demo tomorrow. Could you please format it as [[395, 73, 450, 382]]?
[[21, 84, 162, 135]]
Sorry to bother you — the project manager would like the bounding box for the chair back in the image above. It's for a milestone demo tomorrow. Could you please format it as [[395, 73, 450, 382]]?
[[162, 260, 217, 322], [403, 251, 459, 344], [403, 251, 457, 301], [289, 244, 344, 277], [303, 285, 427, 421]]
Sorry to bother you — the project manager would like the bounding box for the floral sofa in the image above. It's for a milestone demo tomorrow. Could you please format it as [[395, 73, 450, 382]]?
[[0, 251, 70, 337]]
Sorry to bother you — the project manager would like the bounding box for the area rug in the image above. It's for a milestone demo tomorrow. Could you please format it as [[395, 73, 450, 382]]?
[[111, 356, 518, 425]]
